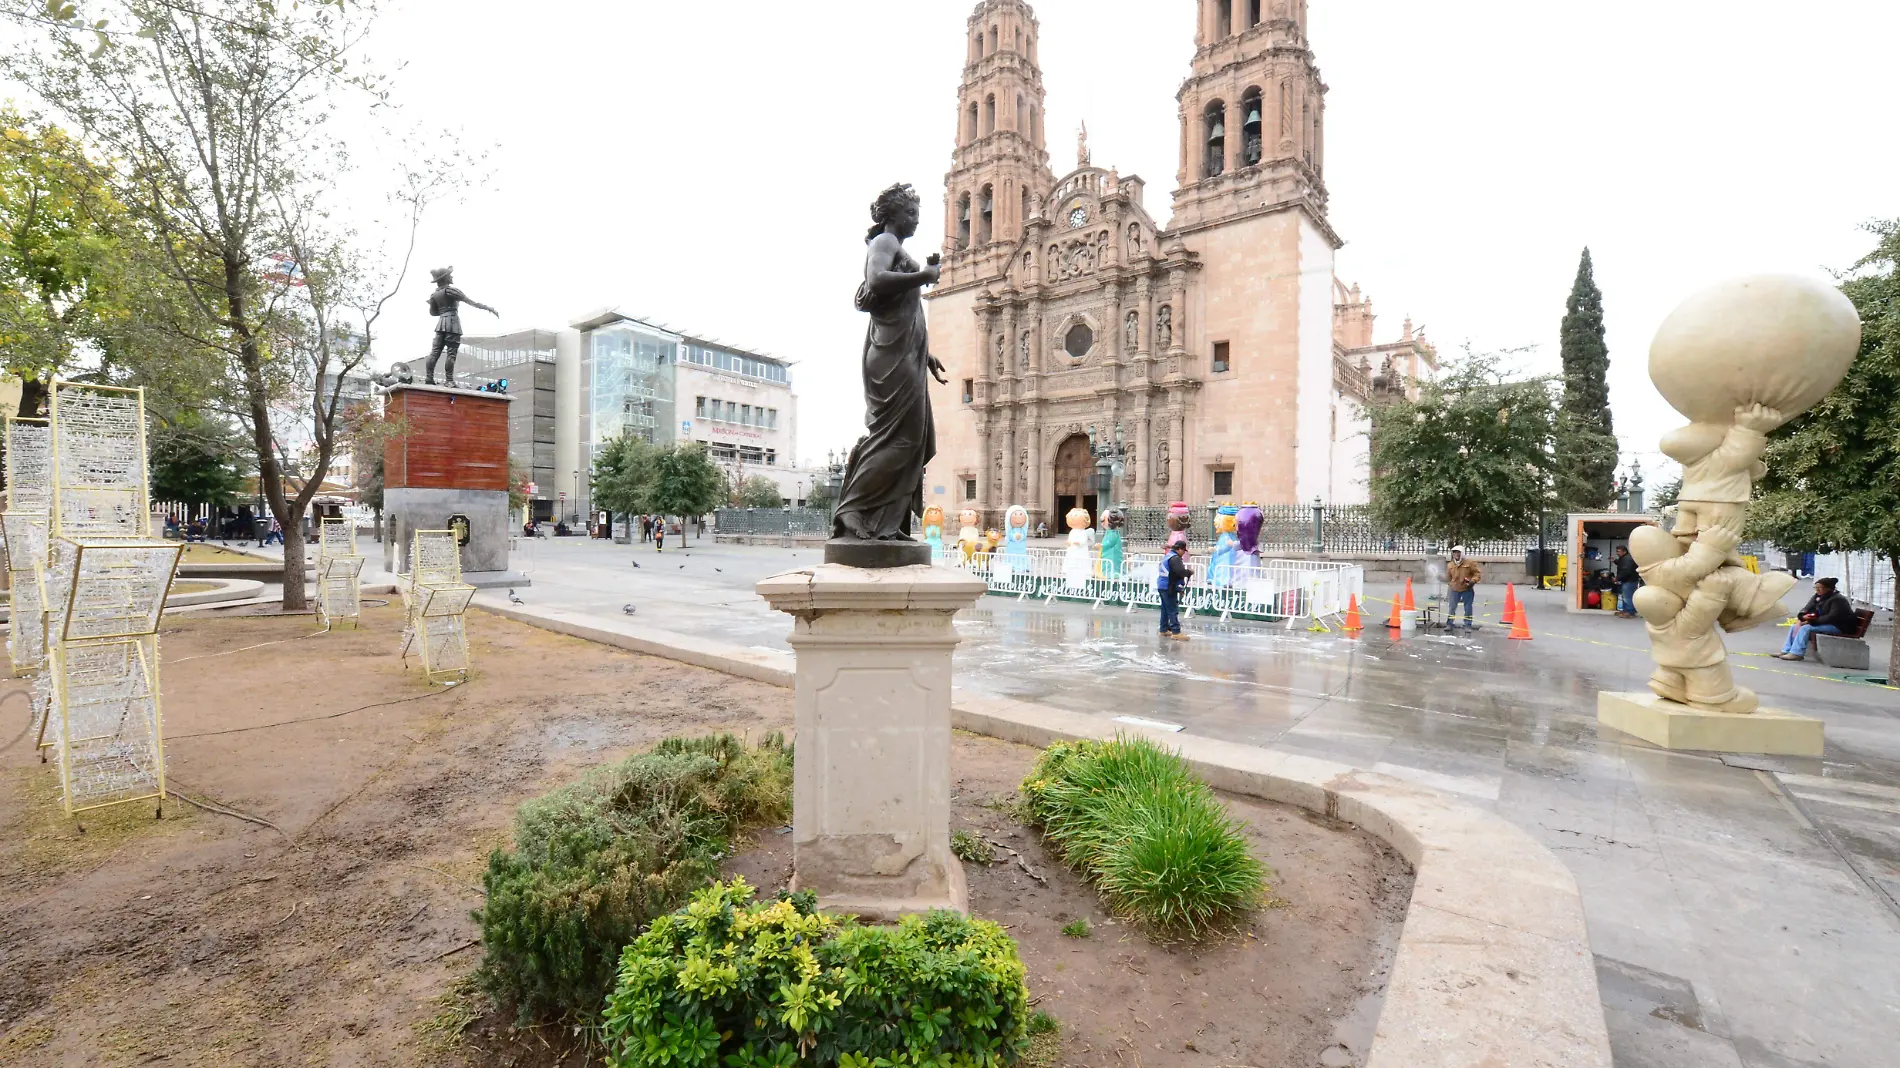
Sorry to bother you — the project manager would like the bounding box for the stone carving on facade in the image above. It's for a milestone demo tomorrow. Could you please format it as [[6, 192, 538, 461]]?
[[1124, 310, 1139, 353], [994, 334, 1006, 375], [1155, 304, 1173, 350], [994, 452, 1004, 494], [1126, 224, 1142, 260], [1154, 440, 1170, 486], [1019, 331, 1030, 368], [1018, 448, 1028, 486]]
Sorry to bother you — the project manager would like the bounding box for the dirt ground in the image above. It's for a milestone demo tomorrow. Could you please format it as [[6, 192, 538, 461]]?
[[725, 733, 1413, 1068], [0, 604, 1412, 1068]]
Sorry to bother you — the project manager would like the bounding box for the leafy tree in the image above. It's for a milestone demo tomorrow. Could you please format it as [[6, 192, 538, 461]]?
[[646, 444, 726, 543], [2, 0, 461, 610], [735, 474, 784, 509], [806, 477, 837, 514], [508, 460, 530, 514], [0, 108, 136, 416], [1368, 349, 1558, 543], [1751, 219, 1900, 671], [148, 415, 245, 507], [1652, 476, 1682, 511], [591, 432, 658, 530], [1553, 249, 1619, 511]]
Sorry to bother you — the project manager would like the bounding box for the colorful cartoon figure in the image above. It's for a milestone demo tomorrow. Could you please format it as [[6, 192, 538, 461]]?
[[1236, 503, 1263, 565], [1099, 509, 1126, 578], [985, 528, 1003, 553], [922, 505, 946, 563], [956, 508, 982, 564], [1062, 506, 1095, 589], [1210, 506, 1240, 586], [1004, 505, 1031, 569], [1165, 501, 1192, 553]]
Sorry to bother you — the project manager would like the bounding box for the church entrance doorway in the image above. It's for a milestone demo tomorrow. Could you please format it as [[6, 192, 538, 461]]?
[[1052, 433, 1097, 530]]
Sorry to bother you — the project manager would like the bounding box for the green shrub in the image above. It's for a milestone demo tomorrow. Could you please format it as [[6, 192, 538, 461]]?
[[1021, 737, 1266, 935], [602, 879, 1032, 1068], [1059, 919, 1090, 938], [950, 828, 995, 864], [476, 733, 791, 1024]]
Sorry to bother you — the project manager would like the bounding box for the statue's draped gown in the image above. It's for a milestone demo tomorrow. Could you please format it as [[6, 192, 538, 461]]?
[[832, 244, 936, 541]]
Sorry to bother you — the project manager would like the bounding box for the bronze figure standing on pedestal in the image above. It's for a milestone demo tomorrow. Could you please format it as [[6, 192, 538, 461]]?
[[827, 184, 948, 568], [425, 267, 499, 387]]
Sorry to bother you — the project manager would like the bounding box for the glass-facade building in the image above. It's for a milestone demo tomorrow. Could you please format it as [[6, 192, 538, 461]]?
[[581, 321, 678, 468]]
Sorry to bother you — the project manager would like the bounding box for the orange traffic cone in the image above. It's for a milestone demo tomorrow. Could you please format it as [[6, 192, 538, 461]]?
[[1400, 576, 1416, 612], [1386, 592, 1404, 628], [1502, 583, 1520, 627], [1509, 597, 1534, 640], [1344, 595, 1364, 634]]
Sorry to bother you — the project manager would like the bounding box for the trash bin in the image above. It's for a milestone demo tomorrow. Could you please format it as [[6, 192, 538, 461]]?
[[1524, 548, 1558, 578]]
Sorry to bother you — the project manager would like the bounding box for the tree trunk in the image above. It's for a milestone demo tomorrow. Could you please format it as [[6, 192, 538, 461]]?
[[18, 377, 47, 420], [283, 518, 308, 610]]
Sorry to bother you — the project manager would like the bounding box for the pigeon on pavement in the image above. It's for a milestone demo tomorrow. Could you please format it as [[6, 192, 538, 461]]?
[[508, 589, 524, 605], [622, 605, 637, 615], [631, 559, 641, 568]]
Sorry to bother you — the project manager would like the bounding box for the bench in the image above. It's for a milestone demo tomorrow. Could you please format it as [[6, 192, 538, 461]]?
[[1809, 608, 1876, 669]]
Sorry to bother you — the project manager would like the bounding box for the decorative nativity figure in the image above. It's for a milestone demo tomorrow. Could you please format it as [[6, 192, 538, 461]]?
[[1004, 505, 1032, 570], [956, 508, 983, 565], [830, 184, 948, 546], [1099, 509, 1126, 579], [1062, 507, 1094, 590], [425, 267, 499, 387], [1210, 506, 1241, 586], [922, 504, 946, 563]]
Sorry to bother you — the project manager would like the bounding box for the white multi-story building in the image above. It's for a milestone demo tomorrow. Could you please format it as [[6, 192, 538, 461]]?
[[462, 310, 808, 523]]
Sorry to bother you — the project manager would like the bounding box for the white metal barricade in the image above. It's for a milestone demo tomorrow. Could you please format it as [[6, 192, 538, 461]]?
[[946, 548, 1362, 625]]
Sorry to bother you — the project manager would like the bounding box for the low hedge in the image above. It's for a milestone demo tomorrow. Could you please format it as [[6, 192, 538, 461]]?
[[602, 879, 1032, 1068], [476, 733, 792, 1023], [1021, 736, 1266, 935]]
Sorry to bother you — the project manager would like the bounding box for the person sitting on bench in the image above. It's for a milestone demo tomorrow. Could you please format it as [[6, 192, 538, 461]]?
[[1778, 577, 1858, 660]]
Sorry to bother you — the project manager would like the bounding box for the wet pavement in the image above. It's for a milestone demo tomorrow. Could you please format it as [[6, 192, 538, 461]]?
[[327, 534, 1900, 1067]]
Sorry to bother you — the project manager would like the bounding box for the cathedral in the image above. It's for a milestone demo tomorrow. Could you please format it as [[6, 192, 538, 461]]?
[[923, 0, 1435, 528]]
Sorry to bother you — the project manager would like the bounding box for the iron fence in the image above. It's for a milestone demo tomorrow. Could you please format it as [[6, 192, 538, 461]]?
[[1114, 503, 1570, 557], [946, 546, 1364, 624], [713, 507, 831, 536]]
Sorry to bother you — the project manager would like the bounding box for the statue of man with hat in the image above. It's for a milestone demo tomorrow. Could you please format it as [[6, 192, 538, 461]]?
[[424, 266, 499, 386]]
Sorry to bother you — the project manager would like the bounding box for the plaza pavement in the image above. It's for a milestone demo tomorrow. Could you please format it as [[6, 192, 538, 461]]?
[[256, 533, 1900, 1068]]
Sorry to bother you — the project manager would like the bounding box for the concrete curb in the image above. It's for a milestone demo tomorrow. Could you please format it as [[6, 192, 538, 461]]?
[[468, 598, 1612, 1068], [165, 578, 266, 607]]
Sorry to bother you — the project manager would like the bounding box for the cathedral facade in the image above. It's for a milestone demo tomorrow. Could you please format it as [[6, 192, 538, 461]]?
[[923, 0, 1433, 528]]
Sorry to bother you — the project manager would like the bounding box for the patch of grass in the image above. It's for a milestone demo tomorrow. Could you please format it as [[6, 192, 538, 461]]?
[[950, 827, 995, 864], [1022, 1010, 1062, 1067], [0, 765, 193, 878], [475, 732, 791, 1026], [1060, 918, 1091, 938], [413, 971, 488, 1059], [1022, 736, 1268, 937], [167, 580, 220, 596]]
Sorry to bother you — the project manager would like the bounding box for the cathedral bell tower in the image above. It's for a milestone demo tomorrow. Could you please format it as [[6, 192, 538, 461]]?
[[939, 0, 1057, 290], [1171, 0, 1330, 233]]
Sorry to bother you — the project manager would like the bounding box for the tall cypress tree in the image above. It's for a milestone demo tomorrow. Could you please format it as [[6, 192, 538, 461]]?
[[1554, 248, 1618, 511]]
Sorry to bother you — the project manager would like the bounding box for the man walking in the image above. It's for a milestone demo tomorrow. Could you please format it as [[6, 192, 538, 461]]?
[[1613, 545, 1640, 617], [1445, 545, 1482, 628], [1159, 541, 1192, 641]]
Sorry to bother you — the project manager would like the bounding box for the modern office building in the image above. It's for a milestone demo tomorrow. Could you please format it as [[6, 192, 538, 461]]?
[[464, 310, 806, 523], [459, 329, 560, 521]]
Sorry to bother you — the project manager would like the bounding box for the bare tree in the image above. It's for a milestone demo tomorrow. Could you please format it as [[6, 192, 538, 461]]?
[[2, 0, 459, 608]]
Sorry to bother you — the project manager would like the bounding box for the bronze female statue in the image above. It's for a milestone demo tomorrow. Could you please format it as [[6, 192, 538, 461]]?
[[828, 183, 948, 565]]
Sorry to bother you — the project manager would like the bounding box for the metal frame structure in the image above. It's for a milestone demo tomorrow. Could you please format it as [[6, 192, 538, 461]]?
[[41, 382, 183, 817], [314, 516, 364, 629], [399, 528, 474, 681], [4, 416, 51, 679]]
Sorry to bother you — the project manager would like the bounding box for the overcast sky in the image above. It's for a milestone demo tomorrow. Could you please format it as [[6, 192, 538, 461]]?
[[363, 0, 1896, 481]]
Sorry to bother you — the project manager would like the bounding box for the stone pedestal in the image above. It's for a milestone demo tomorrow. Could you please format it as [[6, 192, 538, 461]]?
[[1598, 691, 1824, 758], [380, 384, 517, 576], [757, 564, 986, 919]]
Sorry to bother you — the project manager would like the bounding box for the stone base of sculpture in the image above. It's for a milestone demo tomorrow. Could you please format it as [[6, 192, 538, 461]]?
[[823, 537, 931, 569], [1598, 691, 1823, 758], [757, 563, 985, 919]]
